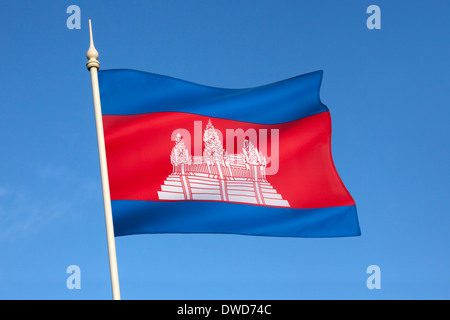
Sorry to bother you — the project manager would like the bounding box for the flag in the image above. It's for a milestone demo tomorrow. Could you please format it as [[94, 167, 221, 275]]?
[[98, 69, 360, 237]]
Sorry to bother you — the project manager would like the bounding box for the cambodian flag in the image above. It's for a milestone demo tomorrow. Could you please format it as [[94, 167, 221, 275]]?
[[98, 69, 360, 237]]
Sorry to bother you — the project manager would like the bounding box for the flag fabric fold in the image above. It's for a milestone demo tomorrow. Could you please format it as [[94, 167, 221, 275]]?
[[98, 69, 360, 238]]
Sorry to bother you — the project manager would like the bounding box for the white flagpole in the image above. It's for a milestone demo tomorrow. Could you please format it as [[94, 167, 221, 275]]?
[[86, 19, 121, 300]]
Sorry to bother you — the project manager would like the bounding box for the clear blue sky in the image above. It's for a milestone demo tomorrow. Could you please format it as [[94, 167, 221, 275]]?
[[0, 0, 449, 300]]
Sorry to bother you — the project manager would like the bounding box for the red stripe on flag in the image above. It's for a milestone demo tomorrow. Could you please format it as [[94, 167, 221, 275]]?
[[103, 111, 354, 209]]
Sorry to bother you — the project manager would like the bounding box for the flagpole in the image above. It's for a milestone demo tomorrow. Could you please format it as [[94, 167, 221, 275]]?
[[86, 19, 121, 300]]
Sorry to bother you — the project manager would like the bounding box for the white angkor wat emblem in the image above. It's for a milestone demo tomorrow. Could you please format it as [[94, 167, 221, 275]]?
[[158, 120, 290, 207]]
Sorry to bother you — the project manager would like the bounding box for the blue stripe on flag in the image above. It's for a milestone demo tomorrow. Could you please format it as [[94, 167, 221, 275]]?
[[111, 200, 360, 238], [98, 69, 328, 124]]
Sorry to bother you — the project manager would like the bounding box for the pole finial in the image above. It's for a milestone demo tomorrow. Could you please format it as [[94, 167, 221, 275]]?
[[86, 19, 100, 70]]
